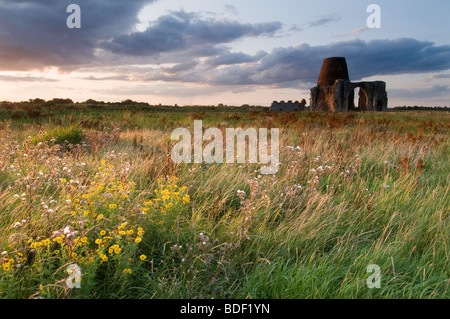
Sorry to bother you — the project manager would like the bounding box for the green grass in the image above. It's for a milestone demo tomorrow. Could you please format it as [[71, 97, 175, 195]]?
[[31, 125, 83, 145], [0, 104, 448, 299]]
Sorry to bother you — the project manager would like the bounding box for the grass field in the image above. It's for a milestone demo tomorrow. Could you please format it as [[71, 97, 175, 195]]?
[[0, 103, 449, 299]]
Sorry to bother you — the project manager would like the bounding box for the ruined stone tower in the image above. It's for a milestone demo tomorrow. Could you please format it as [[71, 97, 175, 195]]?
[[310, 57, 388, 112]]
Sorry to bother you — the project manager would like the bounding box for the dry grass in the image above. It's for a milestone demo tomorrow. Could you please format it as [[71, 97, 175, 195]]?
[[0, 107, 449, 299]]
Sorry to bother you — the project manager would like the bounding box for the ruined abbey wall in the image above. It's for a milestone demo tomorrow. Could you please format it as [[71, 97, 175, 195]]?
[[270, 99, 306, 112], [310, 57, 388, 112]]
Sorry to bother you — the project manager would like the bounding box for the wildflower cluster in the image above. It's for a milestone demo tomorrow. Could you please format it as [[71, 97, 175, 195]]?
[[1, 251, 27, 272], [138, 176, 190, 224], [0, 145, 191, 297]]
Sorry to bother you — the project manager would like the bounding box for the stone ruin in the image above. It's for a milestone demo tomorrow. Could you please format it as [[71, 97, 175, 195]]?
[[310, 57, 388, 112], [270, 99, 306, 112]]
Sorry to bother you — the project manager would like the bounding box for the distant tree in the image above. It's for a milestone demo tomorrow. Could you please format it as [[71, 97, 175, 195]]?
[[121, 99, 135, 105], [29, 98, 46, 104], [46, 98, 73, 105], [84, 99, 98, 105]]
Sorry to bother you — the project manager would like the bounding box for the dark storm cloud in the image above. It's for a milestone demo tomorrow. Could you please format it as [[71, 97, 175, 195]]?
[[0, 0, 152, 70], [97, 37, 450, 89], [207, 51, 267, 66], [101, 10, 282, 56], [162, 60, 199, 74], [0, 2, 281, 70], [204, 38, 450, 86]]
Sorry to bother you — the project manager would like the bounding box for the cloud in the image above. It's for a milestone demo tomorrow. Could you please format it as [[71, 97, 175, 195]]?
[[1, 1, 450, 94], [0, 0, 153, 70], [201, 38, 450, 86], [0, 3, 281, 72], [307, 14, 341, 28], [352, 27, 368, 34], [102, 10, 282, 56], [0, 75, 58, 82], [91, 37, 450, 91], [82, 75, 131, 81], [428, 73, 450, 80], [206, 51, 267, 66], [290, 14, 341, 33], [223, 4, 239, 16], [389, 85, 450, 100]]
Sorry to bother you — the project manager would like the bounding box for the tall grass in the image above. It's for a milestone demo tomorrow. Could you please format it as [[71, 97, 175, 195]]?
[[0, 108, 448, 299]]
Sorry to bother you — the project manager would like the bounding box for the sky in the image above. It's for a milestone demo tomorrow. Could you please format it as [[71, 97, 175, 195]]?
[[0, 0, 449, 107]]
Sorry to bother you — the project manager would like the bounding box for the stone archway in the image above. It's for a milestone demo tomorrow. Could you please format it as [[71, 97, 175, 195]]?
[[356, 85, 370, 111], [347, 83, 372, 111]]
